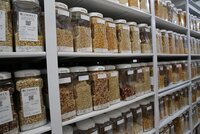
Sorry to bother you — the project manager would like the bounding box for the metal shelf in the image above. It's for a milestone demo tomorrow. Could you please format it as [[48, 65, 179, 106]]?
[[191, 54, 200, 57], [62, 92, 155, 126], [190, 30, 200, 38], [19, 123, 51, 134], [192, 76, 200, 81], [0, 52, 46, 58], [157, 54, 189, 58], [193, 120, 200, 130]]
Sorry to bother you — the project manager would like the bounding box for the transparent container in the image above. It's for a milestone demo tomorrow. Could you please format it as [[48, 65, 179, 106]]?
[[176, 62, 182, 82], [140, 0, 150, 13], [13, 0, 44, 52], [172, 62, 179, 84], [76, 119, 98, 134], [183, 88, 189, 106], [192, 106, 198, 126], [164, 125, 170, 134], [117, 64, 135, 100], [138, 23, 152, 53], [155, 0, 162, 18], [128, 0, 140, 9], [70, 7, 92, 52], [55, 2, 73, 52], [163, 1, 168, 21], [88, 66, 109, 110], [147, 62, 154, 91], [184, 112, 189, 132], [183, 35, 188, 54], [120, 106, 133, 134], [168, 31, 176, 54], [179, 34, 185, 54], [197, 82, 200, 98], [161, 30, 170, 54], [141, 63, 151, 93], [180, 61, 188, 81], [192, 84, 197, 103], [167, 1, 173, 22], [174, 92, 181, 112], [70, 67, 93, 115], [183, 11, 187, 27], [177, 9, 184, 27], [168, 122, 175, 134], [104, 17, 118, 53], [172, 7, 178, 25], [0, 0, 13, 52], [179, 90, 185, 108], [158, 64, 165, 89], [156, 29, 163, 53], [63, 125, 73, 134], [168, 94, 175, 116], [128, 22, 141, 54], [14, 70, 47, 131], [0, 72, 19, 134], [174, 116, 184, 134], [58, 68, 76, 121], [105, 65, 120, 105], [115, 19, 131, 53], [163, 63, 173, 86], [159, 97, 165, 120], [164, 96, 169, 118]]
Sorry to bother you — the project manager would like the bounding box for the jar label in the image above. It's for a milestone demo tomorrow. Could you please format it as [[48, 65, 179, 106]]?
[[104, 125, 112, 131], [0, 10, 6, 41], [138, 69, 142, 73], [21, 87, 42, 117], [78, 75, 89, 81], [108, 23, 116, 28], [97, 18, 105, 24], [147, 106, 152, 110], [137, 109, 142, 113], [127, 70, 134, 75], [160, 100, 164, 104], [59, 77, 71, 84], [57, 9, 69, 17], [111, 71, 118, 77], [123, 25, 129, 30], [160, 67, 163, 70], [98, 73, 107, 79], [126, 113, 133, 118], [18, 12, 38, 41], [80, 14, 90, 21], [0, 91, 13, 125], [117, 119, 124, 125], [0, 46, 12, 52]]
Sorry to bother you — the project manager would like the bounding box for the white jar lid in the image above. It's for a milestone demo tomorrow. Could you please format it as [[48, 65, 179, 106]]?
[[0, 72, 11, 80], [58, 68, 70, 74], [177, 9, 183, 12], [55, 2, 68, 10], [130, 103, 140, 109], [93, 114, 110, 124], [114, 19, 127, 24], [88, 66, 105, 71], [89, 12, 103, 18], [76, 119, 95, 130], [104, 17, 114, 22], [13, 0, 39, 8], [167, 31, 173, 34], [14, 70, 40, 78], [104, 65, 116, 70], [116, 64, 131, 69], [120, 106, 130, 113], [160, 29, 167, 32], [69, 66, 87, 73], [107, 110, 121, 118], [140, 63, 147, 66], [138, 23, 148, 27], [140, 100, 149, 105], [69, 7, 88, 14], [63, 126, 73, 134], [127, 21, 137, 26], [131, 63, 140, 68]]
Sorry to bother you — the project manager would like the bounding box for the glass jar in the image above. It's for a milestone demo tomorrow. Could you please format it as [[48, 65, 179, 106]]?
[[0, 0, 13, 52], [192, 84, 197, 103], [177, 9, 184, 27], [168, 31, 176, 54], [183, 35, 188, 54], [63, 125, 73, 134], [164, 96, 169, 117], [128, 0, 140, 9], [174, 116, 184, 134], [120, 106, 133, 134], [172, 61, 179, 84], [179, 34, 185, 54], [184, 112, 190, 132], [168, 94, 175, 116], [174, 92, 180, 112], [183, 88, 189, 106], [70, 7, 92, 52], [172, 7, 178, 25], [159, 97, 165, 120], [158, 63, 165, 89], [163, 1, 168, 21], [0, 72, 19, 134], [115, 19, 131, 53], [14, 70, 47, 131], [183, 11, 187, 27], [161, 30, 170, 54], [141, 63, 151, 93], [164, 125, 170, 134], [138, 23, 152, 53], [128, 22, 141, 54], [104, 17, 118, 53], [130, 103, 143, 134], [192, 106, 198, 126], [76, 119, 98, 134], [88, 66, 109, 110], [190, 15, 194, 31], [179, 90, 185, 108], [197, 82, 200, 98], [104, 65, 120, 105], [89, 12, 108, 53], [191, 61, 197, 78], [155, 0, 162, 18], [70, 66, 93, 115], [55, 2, 73, 52], [13, 0, 44, 52], [156, 29, 163, 53], [147, 62, 154, 91], [176, 62, 182, 82], [181, 61, 188, 81], [117, 64, 135, 100], [163, 63, 173, 86], [168, 122, 175, 134], [140, 0, 150, 13]]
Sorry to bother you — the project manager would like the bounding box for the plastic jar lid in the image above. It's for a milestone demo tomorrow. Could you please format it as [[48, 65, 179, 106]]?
[[13, 0, 39, 8], [140, 100, 149, 105], [130, 103, 140, 109], [63, 126, 73, 134], [76, 119, 95, 130], [177, 9, 183, 12], [114, 19, 127, 24], [104, 17, 114, 22], [107, 110, 121, 118], [88, 66, 105, 71], [116, 64, 131, 69], [55, 2, 68, 10], [160, 29, 167, 33], [127, 21, 137, 26], [131, 63, 140, 68], [167, 31, 173, 34], [0, 72, 12, 80], [58, 68, 70, 74], [69, 66, 87, 73], [140, 63, 147, 66], [69, 7, 88, 14], [89, 12, 103, 18], [93, 114, 110, 124], [138, 23, 148, 27], [14, 70, 40, 78], [104, 65, 116, 70], [120, 106, 130, 113]]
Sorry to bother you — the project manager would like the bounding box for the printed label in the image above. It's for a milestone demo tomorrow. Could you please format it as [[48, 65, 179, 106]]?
[[145, 68, 149, 71], [137, 109, 142, 113], [111, 71, 118, 77], [127, 70, 134, 75], [18, 12, 38, 41], [0, 91, 13, 125], [21, 87, 42, 117], [117, 119, 124, 125], [123, 25, 129, 30], [126, 113, 133, 118], [138, 69, 142, 73], [97, 18, 105, 24], [98, 73, 107, 79], [160, 100, 164, 104], [78, 75, 89, 81], [0, 46, 12, 52], [108, 23, 116, 28], [57, 9, 69, 17], [0, 10, 6, 41], [59, 77, 71, 84], [104, 125, 112, 131], [81, 14, 90, 21], [160, 66, 163, 70], [147, 106, 152, 110]]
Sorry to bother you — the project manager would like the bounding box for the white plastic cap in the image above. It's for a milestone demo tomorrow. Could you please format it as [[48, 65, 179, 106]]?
[[160, 29, 167, 32], [89, 12, 103, 18], [69, 7, 88, 14], [104, 17, 114, 22], [114, 19, 127, 24], [104, 65, 116, 70], [138, 23, 148, 27], [76, 119, 95, 130], [120, 106, 130, 113], [88, 66, 105, 71], [14, 70, 40, 78], [0, 72, 12, 80], [13, 0, 39, 4], [69, 66, 87, 73], [107, 110, 121, 118], [127, 21, 137, 26], [130, 103, 140, 109], [58, 68, 70, 74], [131, 63, 140, 68], [93, 114, 110, 124], [116, 64, 131, 69], [63, 126, 73, 134], [55, 2, 68, 10]]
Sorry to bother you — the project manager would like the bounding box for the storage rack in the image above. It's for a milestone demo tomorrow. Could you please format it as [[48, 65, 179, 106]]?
[[1, 0, 200, 134]]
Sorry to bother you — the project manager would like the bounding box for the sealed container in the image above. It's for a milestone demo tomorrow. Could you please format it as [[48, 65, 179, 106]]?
[[168, 122, 175, 134], [13, 0, 44, 52], [141, 63, 151, 93], [163, 1, 168, 21], [128, 0, 140, 9], [168, 94, 175, 116], [120, 106, 133, 134], [70, 67, 93, 115], [184, 112, 189, 132], [167, 1, 173, 22], [128, 22, 141, 54], [179, 90, 185, 108], [183, 88, 189, 106], [192, 106, 198, 126], [163, 63, 173, 86], [104, 17, 118, 53], [140, 0, 150, 13], [117, 64, 135, 100], [0, 72, 19, 134], [14, 70, 47, 131], [70, 7, 92, 52], [179, 34, 185, 54], [147, 62, 154, 91], [0, 0, 13, 52], [89, 12, 108, 53], [115, 19, 131, 53], [174, 116, 184, 134], [174, 92, 180, 112], [172, 61, 179, 84], [168, 31, 176, 54], [177, 9, 184, 27], [183, 11, 187, 27], [155, 0, 162, 18], [159, 97, 165, 120], [192, 84, 197, 103], [172, 7, 178, 25], [105, 65, 120, 105], [58, 68, 76, 121], [55, 2, 73, 52], [63, 125, 73, 134], [158, 63, 165, 89], [76, 119, 98, 134], [176, 62, 183, 82], [183, 35, 188, 54], [161, 30, 170, 54], [156, 29, 163, 53], [88, 66, 110, 110], [180, 61, 188, 81], [164, 96, 169, 118], [138, 23, 152, 53]]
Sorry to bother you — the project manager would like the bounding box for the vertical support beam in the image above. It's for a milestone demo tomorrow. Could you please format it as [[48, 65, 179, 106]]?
[[44, 0, 62, 133]]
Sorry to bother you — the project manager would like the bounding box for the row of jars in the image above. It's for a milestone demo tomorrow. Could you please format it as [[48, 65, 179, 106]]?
[[110, 0, 151, 13], [160, 111, 190, 134], [190, 14, 200, 32], [159, 87, 189, 121], [156, 29, 188, 54], [158, 61, 188, 90], [191, 37, 200, 54], [63, 99, 154, 134], [155, 0, 187, 27], [192, 81, 200, 104], [191, 60, 200, 79], [192, 103, 200, 128]]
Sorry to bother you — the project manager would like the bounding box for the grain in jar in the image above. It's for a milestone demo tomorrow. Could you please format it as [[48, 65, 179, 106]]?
[[192, 84, 197, 103], [176, 62, 183, 82], [179, 90, 185, 108], [147, 62, 154, 91], [183, 88, 189, 106], [172, 7, 178, 25], [180, 61, 188, 81], [120, 106, 133, 134], [104, 17, 118, 53], [115, 19, 131, 53], [179, 34, 185, 54], [183, 35, 189, 54], [70, 67, 93, 115], [156, 29, 163, 53], [0, 72, 19, 134], [128, 22, 141, 54], [14, 70, 47, 131], [168, 94, 175, 116], [58, 68, 76, 121], [158, 63, 165, 89], [89, 12, 108, 53], [161, 30, 170, 54], [172, 62, 179, 84], [168, 31, 176, 54], [191, 61, 197, 78], [105, 65, 120, 105], [173, 116, 184, 134], [163, 63, 173, 86], [13, 0, 44, 52], [163, 1, 169, 21], [174, 92, 180, 112], [177, 9, 184, 27], [141, 63, 151, 93], [159, 97, 165, 120], [140, 0, 150, 13], [117, 64, 135, 100], [164, 96, 169, 118], [128, 0, 140, 9], [183, 11, 187, 27], [55, 2, 73, 52], [70, 7, 92, 52], [88, 66, 110, 110], [76, 119, 98, 134], [155, 0, 162, 18], [0, 0, 13, 52]]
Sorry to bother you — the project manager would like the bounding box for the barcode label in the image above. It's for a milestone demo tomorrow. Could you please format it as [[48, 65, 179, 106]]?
[[98, 73, 107, 79], [127, 70, 134, 75], [111, 71, 118, 77], [97, 18, 105, 24], [108, 23, 116, 28], [117, 119, 124, 125], [78, 75, 89, 81], [81, 14, 90, 21]]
